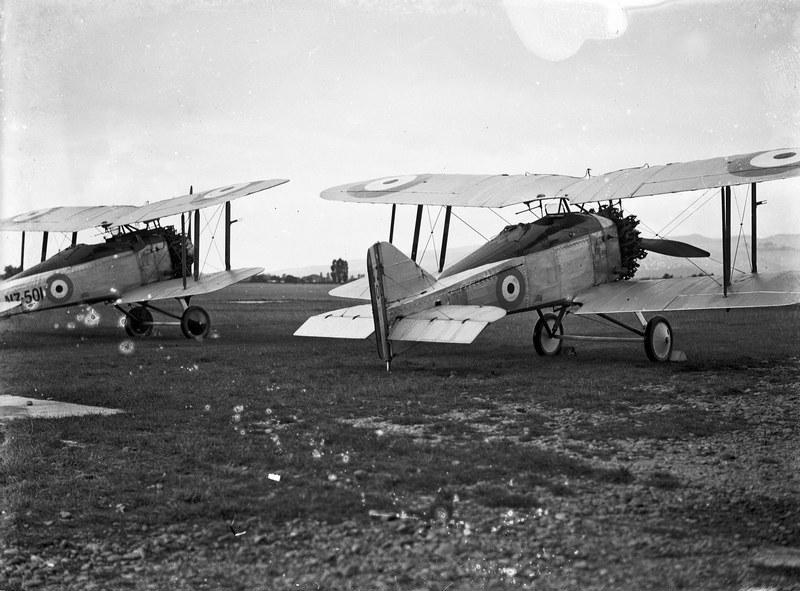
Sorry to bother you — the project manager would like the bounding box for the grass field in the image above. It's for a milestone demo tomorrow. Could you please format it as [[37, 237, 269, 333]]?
[[1, 283, 799, 590]]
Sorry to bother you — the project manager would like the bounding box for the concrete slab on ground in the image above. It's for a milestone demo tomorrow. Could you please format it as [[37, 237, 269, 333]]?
[[0, 396, 123, 420]]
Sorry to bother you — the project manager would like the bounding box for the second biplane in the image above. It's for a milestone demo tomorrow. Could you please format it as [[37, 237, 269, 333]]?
[[1, 179, 288, 339], [295, 148, 800, 369]]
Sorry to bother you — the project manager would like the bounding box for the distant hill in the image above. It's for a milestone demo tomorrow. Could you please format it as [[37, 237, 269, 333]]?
[[637, 233, 800, 278], [268, 234, 800, 281]]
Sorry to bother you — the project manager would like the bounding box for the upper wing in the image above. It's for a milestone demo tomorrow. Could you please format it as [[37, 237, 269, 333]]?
[[0, 179, 289, 233], [563, 148, 800, 204], [113, 179, 289, 225], [321, 148, 800, 208], [321, 173, 582, 208], [0, 206, 139, 233], [114, 267, 263, 304], [572, 271, 800, 315]]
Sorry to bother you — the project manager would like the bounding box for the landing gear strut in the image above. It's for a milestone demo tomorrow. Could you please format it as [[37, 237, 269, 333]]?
[[531, 308, 677, 363]]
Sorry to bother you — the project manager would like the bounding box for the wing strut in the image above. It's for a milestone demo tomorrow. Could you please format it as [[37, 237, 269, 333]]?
[[19, 231, 25, 271], [193, 208, 200, 280], [751, 182, 759, 273], [71, 232, 78, 247], [388, 204, 396, 244], [438, 205, 452, 273], [721, 186, 731, 296], [225, 201, 232, 270], [40, 231, 49, 263], [180, 213, 188, 290], [410, 204, 423, 262]]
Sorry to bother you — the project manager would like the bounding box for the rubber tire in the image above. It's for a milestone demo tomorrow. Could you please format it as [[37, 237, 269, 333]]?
[[644, 316, 673, 362], [180, 306, 211, 340], [124, 306, 153, 338], [533, 313, 563, 357]]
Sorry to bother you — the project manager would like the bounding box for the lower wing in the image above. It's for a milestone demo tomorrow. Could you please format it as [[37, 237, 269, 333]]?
[[573, 271, 800, 315], [115, 267, 263, 305], [0, 301, 22, 316]]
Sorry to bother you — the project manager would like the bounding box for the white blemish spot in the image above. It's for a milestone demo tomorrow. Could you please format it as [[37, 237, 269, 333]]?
[[118, 340, 135, 355]]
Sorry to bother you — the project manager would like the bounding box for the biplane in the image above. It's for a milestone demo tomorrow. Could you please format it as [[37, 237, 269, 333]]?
[[295, 148, 800, 370], [0, 179, 288, 338]]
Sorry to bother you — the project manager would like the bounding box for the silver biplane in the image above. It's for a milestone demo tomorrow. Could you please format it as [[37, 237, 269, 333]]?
[[296, 148, 800, 369], [0, 180, 288, 338]]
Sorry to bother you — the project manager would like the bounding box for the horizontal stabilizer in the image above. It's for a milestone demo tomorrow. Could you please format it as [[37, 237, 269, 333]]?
[[389, 305, 506, 344], [293, 304, 375, 339], [329, 277, 370, 300], [640, 238, 710, 258], [115, 267, 263, 304]]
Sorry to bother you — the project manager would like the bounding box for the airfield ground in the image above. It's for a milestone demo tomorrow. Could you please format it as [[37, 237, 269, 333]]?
[[0, 283, 799, 590]]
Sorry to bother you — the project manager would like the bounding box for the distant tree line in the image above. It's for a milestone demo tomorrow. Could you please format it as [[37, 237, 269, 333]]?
[[3, 265, 21, 279], [248, 259, 357, 284]]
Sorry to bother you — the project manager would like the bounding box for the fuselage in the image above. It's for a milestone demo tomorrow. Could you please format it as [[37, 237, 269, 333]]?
[[0, 227, 192, 316], [389, 212, 623, 319]]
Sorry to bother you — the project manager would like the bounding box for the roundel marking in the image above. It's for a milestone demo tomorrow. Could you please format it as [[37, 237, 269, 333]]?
[[495, 268, 526, 310], [192, 182, 251, 202], [10, 208, 56, 224], [46, 273, 74, 303], [750, 149, 800, 168], [363, 175, 419, 192], [350, 175, 432, 199]]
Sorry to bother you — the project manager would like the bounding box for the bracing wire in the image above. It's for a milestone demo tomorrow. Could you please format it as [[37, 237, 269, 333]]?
[[490, 208, 513, 226], [731, 186, 752, 272], [636, 215, 721, 287], [419, 206, 442, 264], [450, 210, 489, 242], [653, 189, 715, 238], [200, 206, 225, 272]]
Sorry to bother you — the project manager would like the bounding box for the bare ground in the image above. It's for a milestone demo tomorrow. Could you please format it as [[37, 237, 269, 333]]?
[[1, 284, 799, 590]]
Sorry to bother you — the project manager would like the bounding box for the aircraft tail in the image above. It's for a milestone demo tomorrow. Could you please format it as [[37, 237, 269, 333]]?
[[367, 241, 436, 365]]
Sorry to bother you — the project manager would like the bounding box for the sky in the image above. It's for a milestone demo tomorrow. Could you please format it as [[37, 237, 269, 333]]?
[[2, 0, 799, 274]]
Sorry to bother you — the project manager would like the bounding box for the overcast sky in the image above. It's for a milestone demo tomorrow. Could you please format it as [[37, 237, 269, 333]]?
[[2, 0, 799, 273]]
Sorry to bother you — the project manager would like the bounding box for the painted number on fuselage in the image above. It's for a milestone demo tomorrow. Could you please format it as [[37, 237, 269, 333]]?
[[4, 287, 45, 305]]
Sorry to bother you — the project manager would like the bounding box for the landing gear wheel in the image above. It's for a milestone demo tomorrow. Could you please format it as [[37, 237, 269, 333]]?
[[180, 306, 211, 340], [644, 316, 673, 362], [533, 313, 563, 356], [124, 306, 153, 337]]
